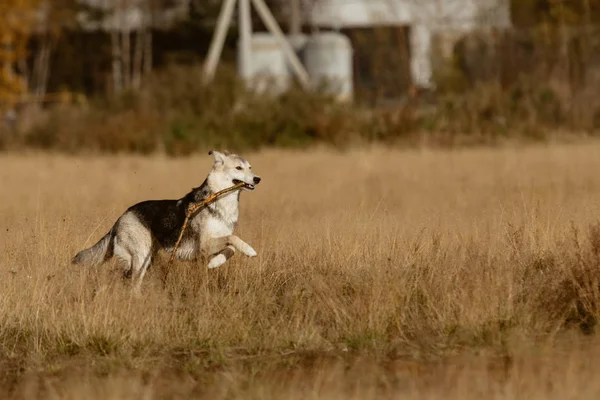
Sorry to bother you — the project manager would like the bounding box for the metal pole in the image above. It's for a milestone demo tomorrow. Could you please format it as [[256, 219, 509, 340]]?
[[239, 0, 252, 81], [204, 0, 238, 83], [250, 0, 310, 88]]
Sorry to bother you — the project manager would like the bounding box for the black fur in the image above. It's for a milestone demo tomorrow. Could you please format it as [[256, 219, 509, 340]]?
[[126, 179, 217, 249]]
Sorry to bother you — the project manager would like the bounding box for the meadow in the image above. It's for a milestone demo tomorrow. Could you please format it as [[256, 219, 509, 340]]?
[[1, 142, 600, 398]]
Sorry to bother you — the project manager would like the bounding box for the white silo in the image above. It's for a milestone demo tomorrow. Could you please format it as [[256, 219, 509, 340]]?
[[238, 33, 291, 94], [303, 32, 354, 101]]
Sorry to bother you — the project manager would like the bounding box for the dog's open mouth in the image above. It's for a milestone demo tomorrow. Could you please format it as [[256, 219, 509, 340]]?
[[232, 179, 255, 191]]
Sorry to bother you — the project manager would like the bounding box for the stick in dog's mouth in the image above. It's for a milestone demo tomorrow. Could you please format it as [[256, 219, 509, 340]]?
[[232, 179, 255, 191]]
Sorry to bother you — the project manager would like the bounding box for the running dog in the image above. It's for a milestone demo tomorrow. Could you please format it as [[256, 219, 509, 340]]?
[[72, 150, 261, 291]]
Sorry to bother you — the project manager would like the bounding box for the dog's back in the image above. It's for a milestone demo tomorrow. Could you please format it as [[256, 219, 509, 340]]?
[[126, 199, 188, 250]]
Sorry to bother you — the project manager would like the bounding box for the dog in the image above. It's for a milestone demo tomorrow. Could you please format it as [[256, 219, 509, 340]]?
[[72, 150, 261, 291]]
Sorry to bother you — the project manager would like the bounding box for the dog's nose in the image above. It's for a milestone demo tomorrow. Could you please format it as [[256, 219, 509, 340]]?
[[253, 177, 261, 184]]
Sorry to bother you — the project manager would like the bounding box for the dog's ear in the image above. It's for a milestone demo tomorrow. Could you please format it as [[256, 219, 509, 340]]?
[[223, 150, 230, 156], [209, 149, 226, 165]]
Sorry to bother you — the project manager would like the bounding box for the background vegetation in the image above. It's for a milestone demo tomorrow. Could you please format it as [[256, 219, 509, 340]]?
[[3, 1, 600, 154]]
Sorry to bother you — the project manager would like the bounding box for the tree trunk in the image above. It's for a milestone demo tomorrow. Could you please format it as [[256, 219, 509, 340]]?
[[38, 39, 51, 100], [132, 27, 144, 89], [122, 28, 131, 90], [111, 30, 123, 94], [144, 27, 152, 76], [18, 54, 29, 96], [31, 37, 51, 102], [289, 0, 301, 35], [31, 42, 43, 97]]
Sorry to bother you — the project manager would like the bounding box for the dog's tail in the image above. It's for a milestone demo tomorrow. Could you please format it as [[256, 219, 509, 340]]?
[[72, 230, 114, 267]]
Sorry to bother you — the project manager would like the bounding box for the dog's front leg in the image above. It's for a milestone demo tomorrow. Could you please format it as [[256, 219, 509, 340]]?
[[228, 235, 257, 257], [207, 245, 235, 269], [202, 237, 234, 269], [203, 235, 256, 257], [202, 236, 257, 269]]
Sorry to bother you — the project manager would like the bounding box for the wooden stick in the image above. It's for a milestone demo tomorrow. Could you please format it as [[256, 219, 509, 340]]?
[[163, 182, 246, 283]]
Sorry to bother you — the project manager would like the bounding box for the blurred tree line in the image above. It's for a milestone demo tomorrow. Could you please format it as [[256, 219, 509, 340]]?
[[1, 0, 78, 110], [507, 0, 600, 91], [0, 0, 297, 109], [512, 0, 600, 26], [3, 0, 600, 111], [5, 0, 600, 153]]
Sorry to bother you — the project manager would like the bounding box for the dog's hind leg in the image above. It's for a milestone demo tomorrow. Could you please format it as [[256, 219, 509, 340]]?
[[113, 213, 153, 293], [207, 245, 235, 269], [132, 251, 153, 294], [113, 242, 133, 279]]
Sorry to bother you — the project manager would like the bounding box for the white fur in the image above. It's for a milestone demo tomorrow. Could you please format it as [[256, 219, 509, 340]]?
[[174, 239, 197, 261]]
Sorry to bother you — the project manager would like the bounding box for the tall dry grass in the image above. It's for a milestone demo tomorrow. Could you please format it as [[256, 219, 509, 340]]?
[[1, 143, 600, 398]]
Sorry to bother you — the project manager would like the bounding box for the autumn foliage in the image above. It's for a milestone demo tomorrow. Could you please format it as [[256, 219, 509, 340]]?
[[0, 0, 40, 110]]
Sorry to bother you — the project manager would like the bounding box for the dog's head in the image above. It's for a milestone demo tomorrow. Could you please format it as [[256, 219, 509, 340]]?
[[208, 150, 261, 191]]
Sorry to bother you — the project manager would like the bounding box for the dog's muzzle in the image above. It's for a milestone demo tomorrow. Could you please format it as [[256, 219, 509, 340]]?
[[233, 178, 260, 191]]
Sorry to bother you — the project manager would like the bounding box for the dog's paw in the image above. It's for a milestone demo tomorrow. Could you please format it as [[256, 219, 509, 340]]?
[[239, 243, 257, 257], [208, 254, 227, 269], [246, 247, 257, 257]]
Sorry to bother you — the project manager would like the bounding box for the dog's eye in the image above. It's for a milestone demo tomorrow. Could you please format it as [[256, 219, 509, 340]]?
[[236, 166, 243, 170]]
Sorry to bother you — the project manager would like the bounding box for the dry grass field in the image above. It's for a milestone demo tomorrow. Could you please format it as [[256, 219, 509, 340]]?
[[2, 142, 600, 399]]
